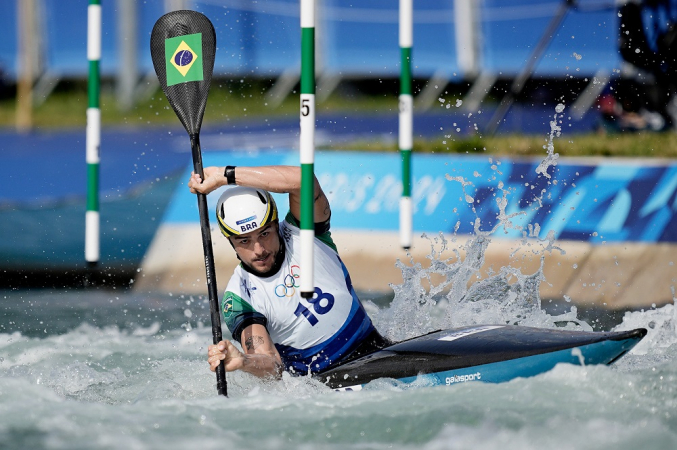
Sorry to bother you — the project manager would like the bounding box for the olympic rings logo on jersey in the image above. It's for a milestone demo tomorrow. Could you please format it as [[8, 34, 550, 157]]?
[[275, 265, 301, 297]]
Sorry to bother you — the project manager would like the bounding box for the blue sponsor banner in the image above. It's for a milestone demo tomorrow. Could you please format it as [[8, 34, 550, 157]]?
[[165, 150, 677, 243]]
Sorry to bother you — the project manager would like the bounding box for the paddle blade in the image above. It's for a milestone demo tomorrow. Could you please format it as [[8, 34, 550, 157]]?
[[150, 10, 216, 136]]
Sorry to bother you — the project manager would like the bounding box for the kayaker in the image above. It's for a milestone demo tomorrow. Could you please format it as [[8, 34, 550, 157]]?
[[188, 165, 389, 379]]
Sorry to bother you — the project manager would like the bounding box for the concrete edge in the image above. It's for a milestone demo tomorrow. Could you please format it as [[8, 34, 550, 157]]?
[[133, 225, 676, 309]]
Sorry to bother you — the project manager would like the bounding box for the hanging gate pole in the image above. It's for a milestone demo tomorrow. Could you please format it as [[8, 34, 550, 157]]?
[[300, 0, 316, 298], [399, 0, 413, 250], [86, 0, 102, 278]]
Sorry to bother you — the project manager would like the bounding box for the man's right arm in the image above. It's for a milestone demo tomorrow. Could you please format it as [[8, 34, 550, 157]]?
[[188, 165, 331, 224], [207, 323, 283, 379]]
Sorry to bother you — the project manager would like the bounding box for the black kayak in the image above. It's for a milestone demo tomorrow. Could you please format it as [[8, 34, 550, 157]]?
[[318, 325, 647, 391]]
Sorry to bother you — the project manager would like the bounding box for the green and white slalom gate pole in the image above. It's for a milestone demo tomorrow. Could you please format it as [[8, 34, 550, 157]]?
[[86, 0, 101, 272], [399, 0, 413, 250], [300, 0, 315, 299]]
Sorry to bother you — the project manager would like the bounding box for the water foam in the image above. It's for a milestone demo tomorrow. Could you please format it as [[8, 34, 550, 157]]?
[[614, 303, 677, 355]]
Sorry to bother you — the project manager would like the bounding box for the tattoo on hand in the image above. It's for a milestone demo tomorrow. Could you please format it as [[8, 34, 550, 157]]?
[[245, 335, 265, 351]]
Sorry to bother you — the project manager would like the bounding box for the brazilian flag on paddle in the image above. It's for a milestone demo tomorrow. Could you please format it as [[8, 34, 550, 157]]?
[[164, 33, 203, 86]]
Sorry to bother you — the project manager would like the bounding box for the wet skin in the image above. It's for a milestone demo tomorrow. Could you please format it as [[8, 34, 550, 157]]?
[[229, 222, 281, 275]]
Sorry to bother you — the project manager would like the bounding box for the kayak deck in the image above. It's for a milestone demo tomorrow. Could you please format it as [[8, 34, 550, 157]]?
[[319, 325, 647, 390]]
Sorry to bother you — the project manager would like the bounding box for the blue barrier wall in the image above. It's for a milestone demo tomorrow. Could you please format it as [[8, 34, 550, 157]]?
[[163, 150, 677, 244], [0, 1, 621, 80]]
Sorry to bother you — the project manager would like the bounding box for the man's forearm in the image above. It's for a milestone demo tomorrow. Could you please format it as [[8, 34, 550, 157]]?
[[210, 164, 328, 223], [232, 166, 302, 194], [241, 353, 284, 379]]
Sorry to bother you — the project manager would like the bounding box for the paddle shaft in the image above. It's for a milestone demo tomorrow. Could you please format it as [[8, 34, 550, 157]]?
[[190, 133, 227, 397]]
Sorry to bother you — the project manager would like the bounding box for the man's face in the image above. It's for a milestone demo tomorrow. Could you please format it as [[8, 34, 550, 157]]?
[[229, 222, 281, 275]]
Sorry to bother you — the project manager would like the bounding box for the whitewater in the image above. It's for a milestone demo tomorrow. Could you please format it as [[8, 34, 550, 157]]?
[[2, 106, 676, 449]]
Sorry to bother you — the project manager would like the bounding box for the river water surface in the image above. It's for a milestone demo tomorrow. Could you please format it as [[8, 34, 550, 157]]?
[[1, 279, 676, 450]]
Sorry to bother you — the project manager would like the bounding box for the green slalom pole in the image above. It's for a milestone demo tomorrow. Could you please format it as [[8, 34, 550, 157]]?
[[399, 0, 413, 249], [299, 0, 315, 298], [85, 0, 101, 271]]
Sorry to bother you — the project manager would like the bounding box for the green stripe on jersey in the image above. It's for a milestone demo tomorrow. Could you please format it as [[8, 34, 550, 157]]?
[[285, 211, 337, 252], [222, 292, 258, 332]]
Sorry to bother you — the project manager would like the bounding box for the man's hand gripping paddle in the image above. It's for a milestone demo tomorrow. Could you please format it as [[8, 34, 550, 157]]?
[[150, 10, 226, 396]]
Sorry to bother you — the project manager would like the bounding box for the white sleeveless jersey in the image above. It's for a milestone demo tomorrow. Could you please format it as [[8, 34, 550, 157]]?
[[221, 214, 375, 374]]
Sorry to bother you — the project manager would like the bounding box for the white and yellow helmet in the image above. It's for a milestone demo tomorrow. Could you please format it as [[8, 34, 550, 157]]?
[[215, 187, 278, 237]]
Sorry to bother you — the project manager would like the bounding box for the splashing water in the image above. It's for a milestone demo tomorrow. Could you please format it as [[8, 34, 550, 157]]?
[[536, 103, 563, 179], [375, 103, 665, 343], [615, 299, 677, 358]]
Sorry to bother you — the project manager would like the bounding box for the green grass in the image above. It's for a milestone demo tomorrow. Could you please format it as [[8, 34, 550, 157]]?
[[1, 79, 398, 129], [3, 81, 677, 158], [336, 133, 677, 158], [3, 81, 301, 128]]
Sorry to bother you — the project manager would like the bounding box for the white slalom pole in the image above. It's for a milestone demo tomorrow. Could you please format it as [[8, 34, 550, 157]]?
[[86, 0, 101, 270], [399, 0, 413, 249], [300, 0, 315, 298]]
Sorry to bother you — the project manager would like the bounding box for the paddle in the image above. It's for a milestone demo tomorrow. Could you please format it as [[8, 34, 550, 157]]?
[[150, 10, 226, 397]]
